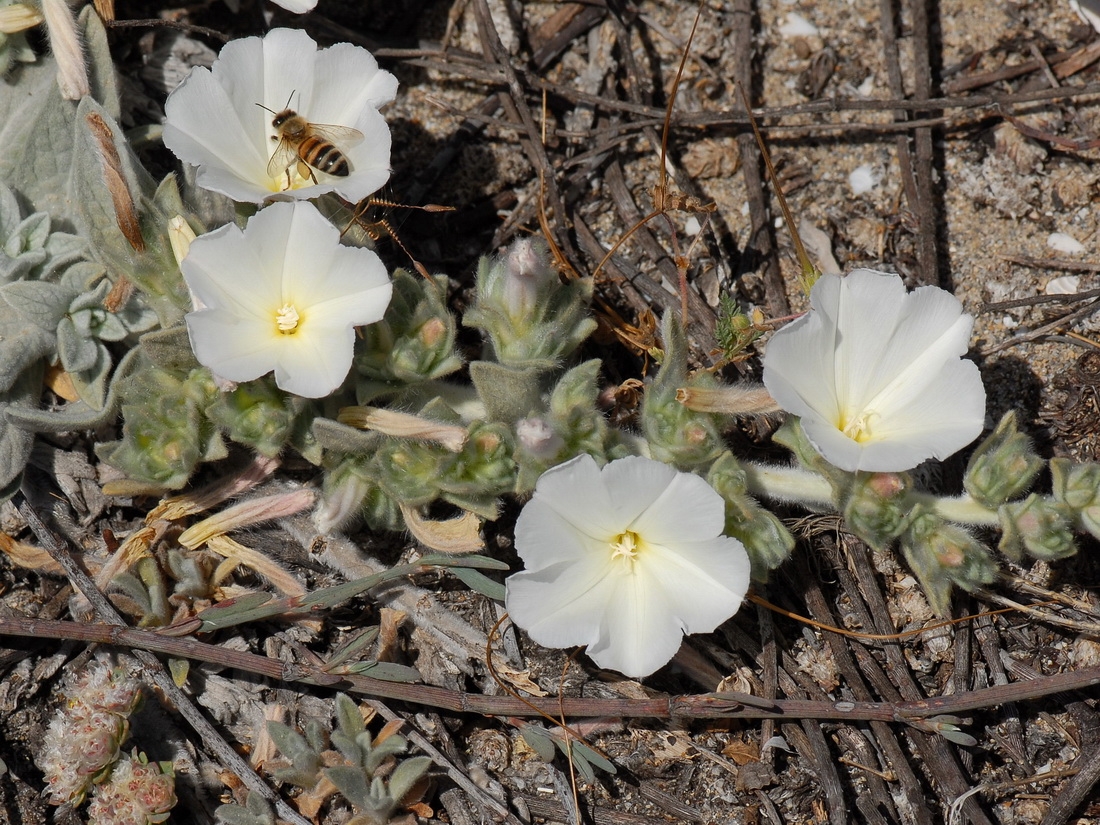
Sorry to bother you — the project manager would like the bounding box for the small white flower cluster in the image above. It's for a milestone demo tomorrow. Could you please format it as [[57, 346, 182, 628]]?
[[504, 271, 987, 679], [162, 28, 990, 685], [86, 752, 176, 825], [163, 29, 396, 397], [38, 658, 142, 806]]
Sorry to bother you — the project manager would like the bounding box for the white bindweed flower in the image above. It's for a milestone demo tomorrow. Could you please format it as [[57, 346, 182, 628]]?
[[269, 0, 317, 11], [180, 201, 392, 398], [505, 454, 751, 679], [763, 269, 986, 473], [163, 28, 396, 204]]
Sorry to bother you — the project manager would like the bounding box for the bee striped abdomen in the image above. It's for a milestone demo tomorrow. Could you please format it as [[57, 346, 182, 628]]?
[[299, 137, 350, 176]]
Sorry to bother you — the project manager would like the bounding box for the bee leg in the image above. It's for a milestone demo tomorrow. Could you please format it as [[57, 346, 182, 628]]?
[[297, 160, 317, 185]]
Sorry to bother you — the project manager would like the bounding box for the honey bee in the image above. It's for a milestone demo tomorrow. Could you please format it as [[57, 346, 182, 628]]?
[[258, 99, 363, 186]]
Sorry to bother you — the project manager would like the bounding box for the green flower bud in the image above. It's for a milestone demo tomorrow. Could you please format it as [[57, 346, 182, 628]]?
[[438, 421, 515, 507], [463, 239, 596, 368], [998, 494, 1076, 562], [355, 270, 463, 397], [899, 512, 997, 615], [707, 452, 796, 577], [373, 439, 446, 506], [1051, 458, 1100, 541], [843, 471, 913, 550], [208, 378, 294, 458], [963, 411, 1043, 507], [98, 366, 223, 488], [642, 314, 724, 467]]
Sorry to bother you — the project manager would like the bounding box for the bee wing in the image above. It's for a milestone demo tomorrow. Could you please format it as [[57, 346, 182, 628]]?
[[309, 124, 365, 149], [267, 136, 299, 179]]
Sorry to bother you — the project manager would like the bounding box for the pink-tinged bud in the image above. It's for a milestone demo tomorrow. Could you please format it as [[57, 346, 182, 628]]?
[[501, 238, 553, 318], [418, 317, 446, 348], [866, 472, 905, 498], [516, 417, 563, 460], [315, 469, 372, 535]]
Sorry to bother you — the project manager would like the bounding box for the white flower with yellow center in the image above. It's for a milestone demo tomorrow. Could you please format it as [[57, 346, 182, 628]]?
[[180, 201, 392, 398], [163, 28, 396, 204], [505, 454, 751, 679], [763, 269, 986, 473]]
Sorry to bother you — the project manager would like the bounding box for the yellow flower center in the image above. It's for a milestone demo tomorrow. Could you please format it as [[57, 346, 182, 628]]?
[[839, 409, 878, 443], [276, 303, 301, 333], [610, 530, 642, 564]]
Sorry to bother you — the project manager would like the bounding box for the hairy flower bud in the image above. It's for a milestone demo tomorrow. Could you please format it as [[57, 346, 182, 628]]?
[[899, 513, 997, 615], [964, 411, 1042, 507], [844, 471, 912, 550], [207, 379, 294, 458], [516, 416, 563, 461], [501, 237, 553, 319], [1051, 458, 1100, 542], [708, 453, 795, 576], [464, 239, 596, 368], [998, 494, 1076, 562]]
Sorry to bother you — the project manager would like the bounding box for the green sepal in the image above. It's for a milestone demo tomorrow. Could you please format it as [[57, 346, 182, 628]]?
[[963, 411, 1043, 508], [898, 511, 997, 616], [843, 471, 914, 551], [707, 452, 796, 578], [998, 494, 1077, 562], [641, 313, 724, 468]]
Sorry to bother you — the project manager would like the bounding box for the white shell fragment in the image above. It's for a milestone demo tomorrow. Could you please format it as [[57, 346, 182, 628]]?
[[1045, 275, 1080, 295], [1047, 232, 1085, 254], [779, 12, 819, 37], [848, 164, 880, 195]]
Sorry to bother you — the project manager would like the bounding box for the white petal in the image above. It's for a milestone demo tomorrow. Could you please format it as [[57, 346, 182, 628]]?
[[163, 68, 270, 202], [853, 283, 972, 414], [245, 201, 335, 290], [589, 536, 749, 677], [255, 29, 318, 126], [851, 359, 986, 470], [512, 498, 594, 571], [764, 269, 986, 472], [828, 270, 909, 416], [312, 42, 398, 122], [181, 223, 277, 321], [307, 278, 393, 332], [332, 109, 393, 202], [598, 455, 679, 530], [587, 564, 681, 678], [271, 325, 356, 397], [628, 468, 726, 543], [797, 415, 866, 472], [528, 455, 621, 540], [505, 550, 617, 650], [267, 0, 316, 12], [643, 537, 751, 634], [186, 311, 277, 383]]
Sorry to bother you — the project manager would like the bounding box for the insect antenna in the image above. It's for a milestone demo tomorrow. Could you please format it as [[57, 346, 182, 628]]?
[[342, 196, 454, 280]]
